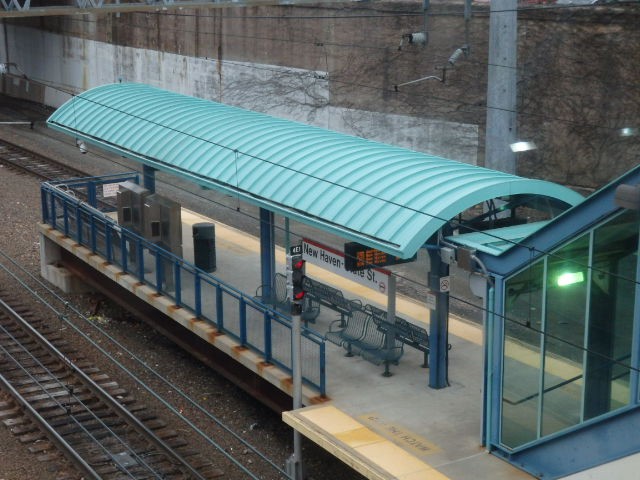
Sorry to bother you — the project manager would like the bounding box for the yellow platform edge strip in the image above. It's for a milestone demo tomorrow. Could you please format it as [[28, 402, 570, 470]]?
[[283, 405, 450, 480]]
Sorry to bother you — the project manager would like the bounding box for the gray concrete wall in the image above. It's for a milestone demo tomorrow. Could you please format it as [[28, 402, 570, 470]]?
[[0, 19, 480, 164], [1, 2, 639, 189]]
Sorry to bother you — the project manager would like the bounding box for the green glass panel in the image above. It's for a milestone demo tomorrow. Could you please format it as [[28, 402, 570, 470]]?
[[501, 261, 543, 448], [542, 234, 589, 436], [585, 211, 638, 419]]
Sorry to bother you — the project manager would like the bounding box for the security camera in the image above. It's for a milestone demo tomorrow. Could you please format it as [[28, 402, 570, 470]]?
[[398, 32, 428, 51]]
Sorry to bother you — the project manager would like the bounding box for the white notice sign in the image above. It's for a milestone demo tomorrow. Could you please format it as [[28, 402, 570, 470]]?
[[102, 183, 120, 198], [302, 239, 390, 292]]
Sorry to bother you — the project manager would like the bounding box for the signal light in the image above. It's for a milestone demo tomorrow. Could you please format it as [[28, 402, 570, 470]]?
[[291, 257, 306, 301]]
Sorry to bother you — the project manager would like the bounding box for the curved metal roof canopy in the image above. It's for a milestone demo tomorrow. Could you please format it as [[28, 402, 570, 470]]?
[[47, 83, 584, 258]]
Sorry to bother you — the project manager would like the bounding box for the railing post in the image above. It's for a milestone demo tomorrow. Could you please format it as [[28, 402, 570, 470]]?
[[76, 205, 83, 245], [216, 285, 224, 330], [137, 239, 145, 281], [49, 194, 56, 228], [41, 187, 48, 223], [319, 341, 326, 396], [88, 181, 97, 207], [63, 202, 69, 236], [174, 262, 181, 307], [90, 215, 97, 253], [194, 273, 202, 318], [105, 223, 113, 263], [239, 298, 247, 346], [155, 250, 163, 293], [121, 232, 128, 273], [264, 311, 272, 364]]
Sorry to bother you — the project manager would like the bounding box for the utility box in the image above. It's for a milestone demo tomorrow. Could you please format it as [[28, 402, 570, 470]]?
[[143, 193, 182, 256], [116, 181, 150, 234], [193, 222, 216, 272]]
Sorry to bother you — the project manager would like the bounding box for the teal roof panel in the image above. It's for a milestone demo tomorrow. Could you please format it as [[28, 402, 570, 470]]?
[[47, 83, 584, 258]]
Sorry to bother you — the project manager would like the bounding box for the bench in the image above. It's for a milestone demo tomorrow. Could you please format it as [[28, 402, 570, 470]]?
[[303, 277, 362, 325], [255, 273, 319, 322], [325, 307, 404, 376], [325, 307, 369, 351], [365, 304, 430, 368]]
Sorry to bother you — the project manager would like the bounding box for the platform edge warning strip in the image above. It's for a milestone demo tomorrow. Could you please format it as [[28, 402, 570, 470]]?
[[283, 404, 450, 480]]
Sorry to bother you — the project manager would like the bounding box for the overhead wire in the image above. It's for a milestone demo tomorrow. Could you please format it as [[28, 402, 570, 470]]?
[[21, 74, 636, 289], [62, 6, 640, 95], [3, 96, 639, 379]]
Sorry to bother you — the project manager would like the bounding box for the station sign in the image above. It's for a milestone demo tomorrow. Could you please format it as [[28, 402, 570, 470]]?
[[302, 238, 390, 292], [344, 241, 417, 272]]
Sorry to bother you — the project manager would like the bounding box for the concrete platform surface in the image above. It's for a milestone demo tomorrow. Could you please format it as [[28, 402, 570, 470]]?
[[43, 203, 532, 480], [178, 209, 532, 480]]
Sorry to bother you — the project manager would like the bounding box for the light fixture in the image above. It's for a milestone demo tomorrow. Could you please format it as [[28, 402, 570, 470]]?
[[510, 141, 537, 153], [77, 140, 87, 154], [557, 271, 584, 287], [620, 127, 638, 137]]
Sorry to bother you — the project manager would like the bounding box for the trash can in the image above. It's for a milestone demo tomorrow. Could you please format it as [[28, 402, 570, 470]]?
[[192, 222, 216, 272]]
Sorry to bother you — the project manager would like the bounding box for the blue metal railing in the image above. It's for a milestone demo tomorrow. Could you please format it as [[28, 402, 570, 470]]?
[[41, 174, 326, 395]]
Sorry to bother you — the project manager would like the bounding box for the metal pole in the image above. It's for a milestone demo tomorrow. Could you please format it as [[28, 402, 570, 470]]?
[[142, 164, 156, 193], [289, 308, 304, 479], [428, 248, 450, 389], [286, 247, 304, 480], [485, 0, 518, 174], [387, 274, 396, 322]]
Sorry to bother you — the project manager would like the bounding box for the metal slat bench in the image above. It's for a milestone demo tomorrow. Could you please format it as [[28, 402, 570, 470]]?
[[255, 273, 319, 321], [325, 307, 404, 376], [365, 304, 430, 368], [303, 277, 361, 325], [325, 307, 369, 350]]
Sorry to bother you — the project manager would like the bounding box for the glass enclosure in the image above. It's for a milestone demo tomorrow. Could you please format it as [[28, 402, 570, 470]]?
[[501, 210, 638, 449]]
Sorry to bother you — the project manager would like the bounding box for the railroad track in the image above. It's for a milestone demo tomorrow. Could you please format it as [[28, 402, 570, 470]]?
[[0, 290, 224, 480], [0, 138, 88, 181]]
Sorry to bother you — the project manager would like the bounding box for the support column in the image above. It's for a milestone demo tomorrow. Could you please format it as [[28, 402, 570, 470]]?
[[143, 164, 156, 193], [485, 0, 518, 174], [428, 248, 450, 389], [259, 208, 276, 301]]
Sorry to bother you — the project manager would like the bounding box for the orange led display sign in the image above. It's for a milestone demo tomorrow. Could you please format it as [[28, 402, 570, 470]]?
[[344, 242, 417, 272]]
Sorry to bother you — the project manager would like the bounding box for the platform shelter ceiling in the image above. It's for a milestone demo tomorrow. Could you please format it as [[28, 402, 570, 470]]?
[[47, 83, 584, 258]]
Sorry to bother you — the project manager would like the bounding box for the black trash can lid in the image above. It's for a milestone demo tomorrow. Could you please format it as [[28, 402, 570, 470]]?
[[193, 222, 215, 238]]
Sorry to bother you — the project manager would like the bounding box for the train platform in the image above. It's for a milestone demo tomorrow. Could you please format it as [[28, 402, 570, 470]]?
[[39, 203, 532, 480]]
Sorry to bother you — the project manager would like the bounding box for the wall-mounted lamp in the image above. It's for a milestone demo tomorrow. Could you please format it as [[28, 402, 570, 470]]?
[[77, 140, 87, 154], [510, 141, 537, 153]]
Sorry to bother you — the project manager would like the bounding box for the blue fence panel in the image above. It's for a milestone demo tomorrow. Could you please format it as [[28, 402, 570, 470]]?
[[199, 278, 218, 328], [40, 177, 326, 395]]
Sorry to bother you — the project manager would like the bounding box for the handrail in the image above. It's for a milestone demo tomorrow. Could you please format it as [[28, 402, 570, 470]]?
[[41, 177, 325, 395]]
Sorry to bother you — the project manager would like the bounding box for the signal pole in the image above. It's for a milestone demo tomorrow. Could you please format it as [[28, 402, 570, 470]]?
[[286, 245, 304, 480]]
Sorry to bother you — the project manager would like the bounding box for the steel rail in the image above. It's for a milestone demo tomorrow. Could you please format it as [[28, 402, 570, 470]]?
[[0, 298, 209, 480], [0, 138, 87, 181]]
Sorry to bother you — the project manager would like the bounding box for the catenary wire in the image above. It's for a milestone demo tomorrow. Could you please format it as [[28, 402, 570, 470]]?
[[20, 76, 637, 289], [62, 7, 640, 95], [0, 117, 631, 370]]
